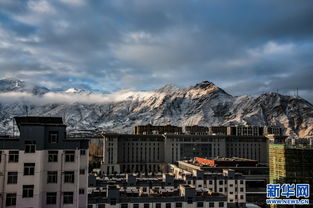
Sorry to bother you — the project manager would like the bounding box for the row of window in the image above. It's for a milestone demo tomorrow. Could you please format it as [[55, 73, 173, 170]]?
[[6, 169, 85, 184], [0, 150, 86, 163], [6, 191, 82, 206]]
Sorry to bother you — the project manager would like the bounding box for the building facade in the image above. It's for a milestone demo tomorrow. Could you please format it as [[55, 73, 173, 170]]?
[[172, 157, 268, 207], [88, 171, 244, 208], [134, 124, 183, 135], [100, 134, 269, 175], [0, 117, 89, 208]]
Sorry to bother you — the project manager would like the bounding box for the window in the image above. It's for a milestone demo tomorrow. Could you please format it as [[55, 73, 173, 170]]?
[[79, 188, 85, 195], [133, 204, 139, 208], [240, 195, 244, 200], [80, 169, 85, 175], [47, 171, 58, 183], [176, 203, 182, 208], [209, 180, 213, 185], [49, 131, 58, 144], [166, 203, 171, 208], [24, 163, 35, 175], [64, 171, 74, 183], [219, 180, 223, 185], [46, 192, 57, 204], [240, 180, 244, 184], [80, 149, 86, 155], [25, 141, 36, 153], [48, 151, 58, 162], [209, 203, 214, 207], [197, 202, 204, 207], [7, 172, 18, 184], [144, 204, 149, 208], [23, 185, 34, 198], [6, 193, 16, 206], [121, 204, 128, 208], [156, 204, 161, 208], [240, 187, 244, 192], [99, 204, 106, 208], [65, 151, 75, 162], [63, 192, 73, 204], [219, 202, 224, 207], [8, 151, 19, 163]]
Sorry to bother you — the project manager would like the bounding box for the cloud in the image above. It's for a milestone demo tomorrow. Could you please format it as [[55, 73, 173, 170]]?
[[0, 0, 313, 103], [0, 90, 156, 105]]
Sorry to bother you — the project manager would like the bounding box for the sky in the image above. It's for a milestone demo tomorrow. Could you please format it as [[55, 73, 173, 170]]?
[[0, 0, 313, 103]]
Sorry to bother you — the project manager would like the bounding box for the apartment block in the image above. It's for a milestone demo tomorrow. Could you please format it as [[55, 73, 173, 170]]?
[[0, 117, 89, 208]]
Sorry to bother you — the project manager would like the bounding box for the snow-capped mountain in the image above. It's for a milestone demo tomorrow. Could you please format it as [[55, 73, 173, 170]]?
[[0, 79, 49, 95], [0, 79, 312, 138]]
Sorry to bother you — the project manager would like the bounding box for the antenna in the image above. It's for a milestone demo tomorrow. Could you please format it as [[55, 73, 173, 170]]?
[[297, 88, 299, 97], [25, 105, 28, 117]]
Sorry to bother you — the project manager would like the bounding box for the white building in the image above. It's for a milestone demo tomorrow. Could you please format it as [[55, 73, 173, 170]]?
[[0, 117, 89, 208]]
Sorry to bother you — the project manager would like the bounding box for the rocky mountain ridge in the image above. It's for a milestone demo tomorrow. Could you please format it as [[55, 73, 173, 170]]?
[[0, 79, 312, 138]]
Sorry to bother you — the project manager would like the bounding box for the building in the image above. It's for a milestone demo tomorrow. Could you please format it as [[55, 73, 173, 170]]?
[[169, 166, 246, 207], [88, 184, 228, 208], [134, 124, 183, 135], [0, 117, 89, 208], [100, 134, 269, 175], [88, 171, 244, 208], [269, 138, 313, 183], [172, 157, 268, 207], [185, 126, 209, 135], [184, 126, 283, 137], [268, 138, 313, 207]]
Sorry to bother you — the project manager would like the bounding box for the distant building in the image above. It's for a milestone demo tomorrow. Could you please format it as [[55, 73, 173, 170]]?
[[269, 138, 313, 207], [169, 166, 246, 207], [0, 117, 89, 208], [184, 125, 283, 137], [100, 134, 269, 175], [134, 124, 183, 135], [185, 126, 209, 135], [269, 138, 313, 184], [172, 157, 268, 207], [88, 171, 244, 208]]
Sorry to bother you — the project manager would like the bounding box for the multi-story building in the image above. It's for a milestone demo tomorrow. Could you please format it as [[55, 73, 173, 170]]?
[[170, 167, 246, 207], [172, 157, 268, 207], [134, 124, 183, 135], [100, 134, 269, 175], [185, 126, 209, 135], [0, 116, 89, 208], [268, 138, 313, 207], [269, 138, 313, 184], [88, 184, 228, 208], [88, 171, 244, 208]]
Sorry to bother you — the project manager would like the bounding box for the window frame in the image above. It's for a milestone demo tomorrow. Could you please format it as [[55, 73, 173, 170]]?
[[22, 185, 34, 198], [47, 171, 58, 184], [7, 172, 18, 184], [46, 192, 57, 204], [6, 193, 17, 206], [64, 171, 74, 183], [24, 163, 35, 176], [25, 141, 36, 153], [8, 151, 19, 163], [63, 192, 74, 204]]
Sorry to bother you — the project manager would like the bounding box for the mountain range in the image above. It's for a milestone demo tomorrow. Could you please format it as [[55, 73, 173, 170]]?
[[0, 79, 312, 138]]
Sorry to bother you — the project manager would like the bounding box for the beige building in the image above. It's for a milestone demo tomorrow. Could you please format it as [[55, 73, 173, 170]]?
[[100, 134, 269, 175]]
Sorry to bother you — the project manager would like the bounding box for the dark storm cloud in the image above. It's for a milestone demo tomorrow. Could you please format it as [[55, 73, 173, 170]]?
[[0, 0, 313, 102]]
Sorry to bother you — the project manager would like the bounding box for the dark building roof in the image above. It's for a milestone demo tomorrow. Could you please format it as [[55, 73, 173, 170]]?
[[14, 116, 65, 127]]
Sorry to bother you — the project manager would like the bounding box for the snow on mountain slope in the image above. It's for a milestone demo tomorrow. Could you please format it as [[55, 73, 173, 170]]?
[[0, 79, 312, 137]]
